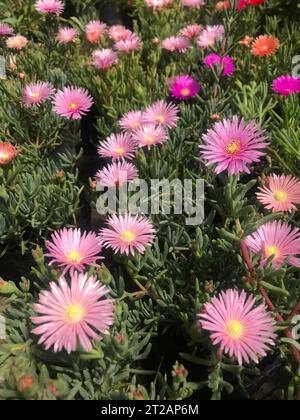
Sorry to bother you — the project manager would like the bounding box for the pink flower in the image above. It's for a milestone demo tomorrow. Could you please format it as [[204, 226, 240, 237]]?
[[181, 0, 205, 7], [162, 36, 190, 53], [257, 174, 300, 212], [45, 228, 102, 274], [35, 0, 64, 15], [85, 20, 106, 44], [170, 75, 200, 100], [145, 0, 173, 8], [246, 221, 300, 269], [119, 111, 144, 131], [132, 124, 168, 149], [143, 100, 179, 128], [272, 75, 300, 96], [6, 35, 28, 50], [98, 133, 137, 161], [200, 115, 269, 174], [99, 213, 155, 256], [108, 25, 133, 42], [23, 82, 54, 107], [203, 53, 235, 76], [31, 273, 114, 353], [198, 25, 224, 48], [95, 162, 139, 187], [52, 87, 94, 120], [57, 27, 78, 44], [0, 23, 14, 36], [180, 24, 202, 40], [91, 49, 118, 70], [0, 142, 19, 165], [115, 33, 142, 53], [199, 289, 276, 365]]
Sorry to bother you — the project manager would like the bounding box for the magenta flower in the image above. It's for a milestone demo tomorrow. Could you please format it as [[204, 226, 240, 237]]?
[[6, 35, 28, 50], [115, 33, 142, 53], [181, 0, 205, 7], [143, 100, 179, 128], [180, 24, 202, 40], [170, 75, 200, 100], [272, 75, 300, 96], [200, 115, 269, 174], [245, 221, 300, 269], [198, 25, 224, 48], [199, 289, 276, 365], [108, 25, 132, 42], [99, 213, 155, 256], [257, 174, 300, 212], [23, 82, 55, 107], [203, 53, 235, 76], [52, 87, 93, 120], [162, 36, 190, 53], [132, 124, 168, 149], [57, 27, 78, 44], [85, 20, 107, 44], [31, 273, 115, 353], [35, 0, 64, 15], [92, 49, 118, 70], [45, 228, 102, 274], [145, 0, 173, 8], [98, 133, 136, 161], [0, 23, 14, 37], [119, 111, 144, 131], [95, 162, 139, 187]]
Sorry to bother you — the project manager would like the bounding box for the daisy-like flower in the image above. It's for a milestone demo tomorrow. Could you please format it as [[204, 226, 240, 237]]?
[[170, 75, 200, 100], [272, 75, 300, 96], [132, 124, 168, 149], [52, 87, 93, 120], [98, 133, 137, 161], [239, 35, 254, 47], [31, 273, 114, 353], [145, 0, 173, 8], [162, 36, 190, 53], [198, 25, 224, 48], [119, 110, 144, 131], [115, 33, 142, 53], [143, 100, 179, 128], [251, 35, 280, 56], [0, 23, 13, 36], [57, 27, 78, 44], [181, 0, 205, 7], [203, 53, 235, 76], [99, 213, 155, 256], [215, 0, 230, 11], [180, 24, 202, 40], [6, 35, 28, 50], [91, 49, 118, 70], [95, 162, 139, 187], [23, 81, 54, 107], [0, 142, 19, 165], [108, 25, 133, 42], [200, 115, 269, 175], [45, 228, 102, 274], [257, 174, 300, 212], [199, 289, 276, 365], [246, 221, 300, 269], [35, 0, 64, 15], [85, 20, 107, 44]]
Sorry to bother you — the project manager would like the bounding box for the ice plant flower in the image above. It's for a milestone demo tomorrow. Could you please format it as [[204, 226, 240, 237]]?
[[170, 75, 200, 100], [199, 289, 276, 365], [0, 142, 19, 165], [181, 0, 205, 7], [85, 20, 106, 44], [95, 162, 139, 187], [52, 87, 93, 120], [203, 54, 235, 76], [198, 25, 224, 48], [271, 75, 300, 96], [145, 0, 173, 8], [115, 33, 142, 53], [251, 35, 280, 56], [246, 221, 300, 269], [6, 35, 28, 50], [200, 115, 269, 175], [98, 133, 136, 161], [91, 49, 118, 70], [35, 0, 64, 15], [239, 35, 254, 47], [180, 24, 202, 40], [143, 100, 179, 128], [23, 82, 54, 107], [119, 111, 144, 131], [31, 273, 115, 353], [57, 27, 78, 44], [162, 36, 190, 53], [99, 213, 155, 256], [45, 228, 102, 274], [0, 23, 13, 36], [256, 174, 300, 212], [132, 124, 168, 149], [108, 25, 132, 42]]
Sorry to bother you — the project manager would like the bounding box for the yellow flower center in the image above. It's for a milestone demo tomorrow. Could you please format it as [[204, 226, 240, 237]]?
[[226, 320, 245, 340], [132, 121, 141, 129], [69, 102, 78, 110], [225, 139, 241, 155], [30, 92, 41, 99], [67, 250, 83, 264], [121, 230, 136, 242], [156, 115, 165, 123], [0, 152, 10, 163], [265, 245, 280, 260], [146, 136, 155, 144], [273, 190, 288, 203], [66, 304, 85, 323], [181, 88, 191, 97], [115, 147, 125, 156]]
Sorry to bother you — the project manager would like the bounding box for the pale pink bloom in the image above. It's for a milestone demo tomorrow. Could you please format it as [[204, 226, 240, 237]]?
[[119, 111, 144, 131], [246, 221, 300, 269], [132, 124, 168, 149], [181, 0, 205, 7], [98, 133, 137, 161], [95, 162, 139, 187], [92, 49, 118, 70], [198, 25, 224, 48], [143, 100, 179, 128], [85, 20, 107, 44], [99, 213, 155, 256], [52, 87, 94, 120], [23, 81, 54, 107], [162, 36, 190, 53], [0, 23, 14, 36], [45, 228, 102, 274], [145, 0, 173, 8], [180, 24, 202, 40], [200, 115, 269, 174], [6, 35, 28, 50], [35, 0, 64, 15], [257, 174, 300, 212], [108, 25, 132, 42], [199, 289, 276, 365], [31, 273, 115, 353], [115, 33, 142, 53], [57, 27, 78, 44]]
